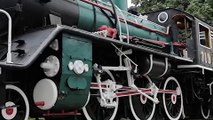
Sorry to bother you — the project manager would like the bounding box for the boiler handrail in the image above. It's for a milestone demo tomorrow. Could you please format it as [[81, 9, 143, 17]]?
[[0, 9, 13, 63]]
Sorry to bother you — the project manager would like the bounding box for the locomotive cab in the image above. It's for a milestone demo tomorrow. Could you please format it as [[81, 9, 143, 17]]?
[[172, 14, 193, 43], [195, 20, 213, 67], [144, 8, 196, 59], [172, 14, 193, 58]]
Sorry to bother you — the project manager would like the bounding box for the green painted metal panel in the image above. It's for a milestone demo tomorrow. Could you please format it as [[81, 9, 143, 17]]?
[[112, 0, 127, 11], [78, 1, 112, 31], [77, 0, 171, 42], [53, 33, 92, 110], [101, 0, 128, 11], [67, 76, 87, 89]]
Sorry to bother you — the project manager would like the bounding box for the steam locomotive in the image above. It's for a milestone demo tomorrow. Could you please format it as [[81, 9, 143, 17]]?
[[0, 0, 213, 120]]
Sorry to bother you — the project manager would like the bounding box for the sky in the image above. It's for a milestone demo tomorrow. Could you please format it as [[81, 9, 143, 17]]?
[[128, 0, 134, 7]]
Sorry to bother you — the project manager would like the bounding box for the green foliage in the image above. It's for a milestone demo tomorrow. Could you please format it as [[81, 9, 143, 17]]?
[[131, 0, 213, 24], [187, 0, 213, 21], [207, 0, 213, 7]]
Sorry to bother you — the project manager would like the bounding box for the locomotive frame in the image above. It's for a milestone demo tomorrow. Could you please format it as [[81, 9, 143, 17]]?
[[0, 0, 212, 120]]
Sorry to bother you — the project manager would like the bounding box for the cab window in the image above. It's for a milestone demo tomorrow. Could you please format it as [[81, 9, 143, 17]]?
[[199, 24, 211, 48]]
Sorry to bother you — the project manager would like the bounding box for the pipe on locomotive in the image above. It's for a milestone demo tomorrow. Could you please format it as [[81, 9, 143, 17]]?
[[0, 0, 171, 44]]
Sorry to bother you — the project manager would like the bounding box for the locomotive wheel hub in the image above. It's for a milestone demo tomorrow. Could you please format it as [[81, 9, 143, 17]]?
[[171, 94, 177, 104], [140, 95, 147, 104], [2, 101, 17, 120], [6, 108, 13, 115]]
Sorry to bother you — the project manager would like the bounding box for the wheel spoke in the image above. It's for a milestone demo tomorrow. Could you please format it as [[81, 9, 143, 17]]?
[[91, 99, 99, 112], [162, 77, 183, 120], [85, 106, 96, 119], [14, 98, 22, 105], [6, 89, 13, 101], [13, 111, 24, 120], [129, 75, 156, 120], [147, 101, 153, 108], [3, 85, 29, 120], [83, 70, 118, 120], [168, 101, 172, 108]]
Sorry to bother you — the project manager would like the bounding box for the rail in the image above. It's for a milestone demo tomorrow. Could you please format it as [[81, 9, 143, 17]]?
[[0, 9, 13, 63]]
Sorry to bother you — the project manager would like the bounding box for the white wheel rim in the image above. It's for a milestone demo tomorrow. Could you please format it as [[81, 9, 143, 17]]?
[[162, 77, 183, 120], [82, 70, 118, 120], [5, 85, 29, 120], [129, 76, 156, 120], [82, 92, 90, 108], [201, 102, 210, 119]]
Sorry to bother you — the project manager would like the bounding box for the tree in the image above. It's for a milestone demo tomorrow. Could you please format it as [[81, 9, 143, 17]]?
[[131, 0, 213, 25], [207, 0, 213, 8], [187, 0, 213, 22]]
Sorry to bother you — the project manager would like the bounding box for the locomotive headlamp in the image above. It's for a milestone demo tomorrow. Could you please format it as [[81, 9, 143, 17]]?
[[84, 64, 89, 72], [68, 60, 89, 74], [40, 55, 60, 77], [73, 60, 85, 74], [68, 62, 74, 71]]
